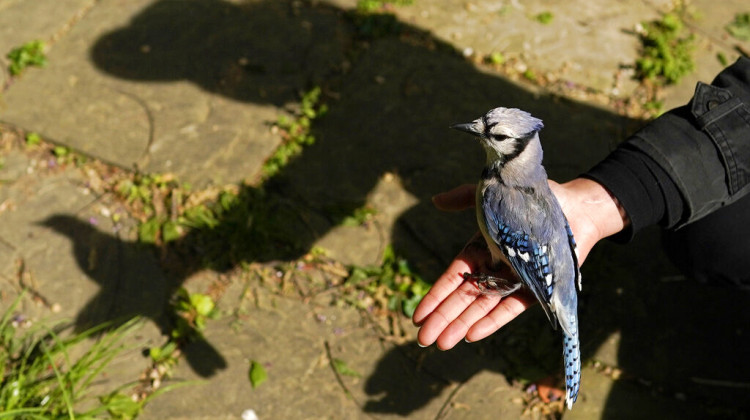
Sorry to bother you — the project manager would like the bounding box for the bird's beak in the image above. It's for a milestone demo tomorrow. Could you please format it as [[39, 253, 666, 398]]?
[[450, 120, 482, 137]]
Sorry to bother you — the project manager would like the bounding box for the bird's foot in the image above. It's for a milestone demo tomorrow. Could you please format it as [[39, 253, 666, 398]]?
[[462, 272, 521, 297], [530, 375, 565, 404]]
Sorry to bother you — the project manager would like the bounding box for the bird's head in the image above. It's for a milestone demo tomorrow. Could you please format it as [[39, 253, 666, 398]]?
[[451, 107, 544, 167]]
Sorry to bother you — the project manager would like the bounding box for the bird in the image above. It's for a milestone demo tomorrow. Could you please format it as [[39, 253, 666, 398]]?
[[451, 107, 582, 409]]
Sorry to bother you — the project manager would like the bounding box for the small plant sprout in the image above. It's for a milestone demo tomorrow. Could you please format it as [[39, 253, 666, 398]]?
[[535, 11, 554, 25], [7, 40, 48, 76], [264, 86, 328, 179], [635, 13, 695, 85], [726, 12, 750, 41], [25, 132, 41, 147]]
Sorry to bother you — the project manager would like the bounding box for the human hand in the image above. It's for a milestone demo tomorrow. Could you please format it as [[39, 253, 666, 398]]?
[[412, 178, 628, 349]]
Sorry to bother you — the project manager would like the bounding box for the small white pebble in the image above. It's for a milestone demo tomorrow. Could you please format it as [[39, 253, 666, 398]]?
[[241, 409, 259, 420]]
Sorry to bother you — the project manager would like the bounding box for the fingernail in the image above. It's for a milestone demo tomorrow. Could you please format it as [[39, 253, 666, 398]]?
[[464, 337, 473, 344], [417, 341, 428, 348]]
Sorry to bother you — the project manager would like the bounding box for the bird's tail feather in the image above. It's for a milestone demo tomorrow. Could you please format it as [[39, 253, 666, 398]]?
[[563, 331, 581, 409]]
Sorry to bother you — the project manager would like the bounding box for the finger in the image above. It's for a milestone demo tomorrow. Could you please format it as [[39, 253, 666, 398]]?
[[417, 279, 483, 349], [432, 184, 476, 211], [465, 291, 535, 342], [431, 261, 518, 349], [412, 258, 470, 326], [414, 234, 492, 348], [434, 291, 503, 349], [412, 232, 487, 327]]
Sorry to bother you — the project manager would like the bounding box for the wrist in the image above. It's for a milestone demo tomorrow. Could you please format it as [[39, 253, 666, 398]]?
[[563, 178, 629, 240]]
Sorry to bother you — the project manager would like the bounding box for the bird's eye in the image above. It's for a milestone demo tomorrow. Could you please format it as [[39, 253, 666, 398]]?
[[489, 134, 509, 142]]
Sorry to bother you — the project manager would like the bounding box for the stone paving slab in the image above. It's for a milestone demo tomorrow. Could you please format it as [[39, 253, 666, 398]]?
[[3, 0, 748, 188], [0, 0, 96, 89], [2, 0, 346, 186], [379, 0, 750, 106], [136, 281, 526, 420], [3, 0, 750, 419], [661, 0, 750, 109], [395, 0, 667, 94], [0, 143, 168, 413]]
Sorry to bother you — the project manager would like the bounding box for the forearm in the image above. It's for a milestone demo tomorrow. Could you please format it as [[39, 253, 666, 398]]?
[[591, 57, 750, 238], [561, 178, 628, 238]]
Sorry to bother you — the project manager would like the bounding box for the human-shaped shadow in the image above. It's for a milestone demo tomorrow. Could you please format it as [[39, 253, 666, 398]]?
[[40, 215, 227, 377], [41, 0, 750, 415], [89, 0, 350, 107]]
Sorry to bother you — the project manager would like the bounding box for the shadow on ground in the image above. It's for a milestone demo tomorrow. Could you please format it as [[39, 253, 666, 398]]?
[[39, 0, 750, 417]]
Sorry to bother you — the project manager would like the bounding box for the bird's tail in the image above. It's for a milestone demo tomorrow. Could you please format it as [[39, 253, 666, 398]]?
[[563, 331, 581, 409]]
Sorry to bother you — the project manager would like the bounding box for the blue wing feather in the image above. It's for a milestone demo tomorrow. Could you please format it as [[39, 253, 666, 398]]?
[[482, 196, 558, 328], [565, 222, 582, 291]]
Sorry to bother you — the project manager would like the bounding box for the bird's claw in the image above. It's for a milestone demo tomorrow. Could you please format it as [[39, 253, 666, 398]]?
[[462, 272, 522, 296]]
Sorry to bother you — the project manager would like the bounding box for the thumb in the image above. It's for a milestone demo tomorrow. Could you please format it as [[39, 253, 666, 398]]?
[[432, 184, 477, 211]]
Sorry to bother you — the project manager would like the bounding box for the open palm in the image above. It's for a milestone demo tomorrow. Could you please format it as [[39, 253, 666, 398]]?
[[412, 178, 625, 349]]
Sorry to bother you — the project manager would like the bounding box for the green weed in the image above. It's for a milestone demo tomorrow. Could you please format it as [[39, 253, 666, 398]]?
[[331, 358, 361, 378], [116, 173, 178, 209], [24, 133, 41, 147], [248, 360, 267, 389], [113, 170, 276, 261], [171, 287, 219, 337], [349, 0, 413, 39], [146, 288, 219, 380], [49, 144, 87, 167], [635, 13, 695, 85], [726, 12, 750, 41], [340, 205, 377, 227], [117, 170, 309, 266], [643, 99, 664, 115], [52, 146, 69, 157], [485, 52, 506, 66], [113, 173, 183, 245], [356, 0, 413, 13], [147, 340, 178, 366], [6, 40, 47, 76], [717, 52, 729, 67], [178, 186, 308, 266], [0, 294, 152, 419], [534, 11, 554, 25], [263, 87, 328, 180], [522, 69, 538, 82], [345, 245, 430, 318]]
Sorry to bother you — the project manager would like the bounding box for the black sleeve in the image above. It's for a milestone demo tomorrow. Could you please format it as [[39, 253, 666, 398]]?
[[583, 56, 750, 242]]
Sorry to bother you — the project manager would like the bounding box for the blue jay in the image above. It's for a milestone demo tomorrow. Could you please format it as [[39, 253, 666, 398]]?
[[451, 107, 582, 409]]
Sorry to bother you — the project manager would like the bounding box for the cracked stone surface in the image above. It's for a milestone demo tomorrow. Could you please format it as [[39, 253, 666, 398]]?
[[2, 0, 750, 419]]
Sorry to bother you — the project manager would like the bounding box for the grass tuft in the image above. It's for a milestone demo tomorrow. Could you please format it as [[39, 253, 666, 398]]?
[[0, 294, 156, 419]]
